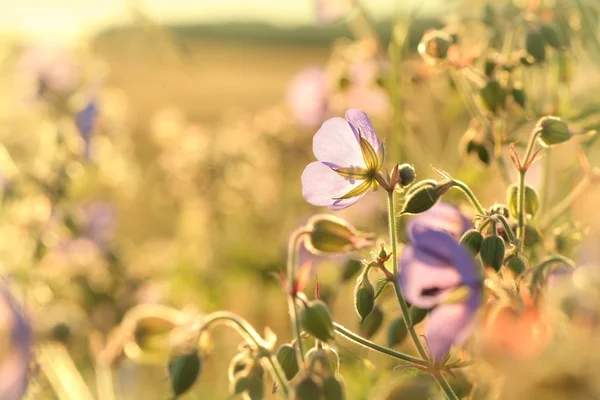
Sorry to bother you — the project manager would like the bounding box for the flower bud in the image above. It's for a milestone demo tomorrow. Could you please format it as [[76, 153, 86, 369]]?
[[524, 224, 543, 247], [340, 259, 362, 283], [418, 30, 453, 65], [480, 80, 506, 113], [359, 305, 384, 339], [460, 229, 484, 256], [378, 245, 388, 260], [480, 236, 505, 272], [507, 184, 539, 218], [305, 346, 339, 375], [387, 317, 408, 347], [295, 377, 322, 400], [276, 344, 299, 381], [540, 23, 562, 49], [526, 28, 546, 62], [167, 351, 202, 398], [398, 163, 416, 186], [300, 300, 335, 342], [511, 87, 527, 108], [400, 180, 452, 215], [409, 306, 429, 327], [536, 116, 571, 147], [505, 255, 526, 276], [323, 376, 346, 400], [228, 352, 252, 381], [354, 273, 375, 323], [305, 215, 374, 254]]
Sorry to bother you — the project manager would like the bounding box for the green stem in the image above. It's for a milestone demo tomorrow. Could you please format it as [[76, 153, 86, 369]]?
[[333, 323, 429, 367], [433, 371, 460, 400], [450, 180, 486, 215], [517, 130, 540, 251], [201, 312, 291, 398], [492, 214, 517, 246], [530, 255, 576, 290], [287, 228, 309, 367]]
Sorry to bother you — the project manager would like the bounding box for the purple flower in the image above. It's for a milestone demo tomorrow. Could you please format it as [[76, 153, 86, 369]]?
[[75, 100, 99, 159], [407, 201, 471, 241], [399, 225, 481, 361], [315, 0, 351, 25], [287, 67, 330, 128], [0, 284, 32, 400], [301, 109, 383, 210]]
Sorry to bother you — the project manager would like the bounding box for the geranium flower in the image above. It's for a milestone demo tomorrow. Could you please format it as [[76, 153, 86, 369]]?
[[301, 109, 384, 210], [407, 201, 471, 241], [0, 284, 32, 400], [287, 67, 330, 128], [399, 225, 481, 361]]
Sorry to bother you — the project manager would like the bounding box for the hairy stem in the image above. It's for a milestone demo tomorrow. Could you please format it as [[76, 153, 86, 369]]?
[[287, 228, 309, 367], [517, 130, 540, 251]]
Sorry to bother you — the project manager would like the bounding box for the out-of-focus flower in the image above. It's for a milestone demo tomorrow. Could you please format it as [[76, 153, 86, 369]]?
[[301, 109, 383, 210], [81, 202, 115, 251], [399, 225, 481, 361], [407, 201, 471, 241], [287, 67, 330, 128], [341, 59, 390, 117], [0, 284, 32, 400], [315, 0, 352, 25], [75, 100, 99, 159]]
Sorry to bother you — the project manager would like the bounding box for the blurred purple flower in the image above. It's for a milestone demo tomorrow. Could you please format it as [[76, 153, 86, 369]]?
[[343, 59, 390, 116], [75, 100, 99, 159], [0, 284, 32, 400], [82, 202, 115, 251], [399, 225, 481, 361], [287, 67, 330, 128], [301, 109, 383, 210], [407, 201, 471, 241], [315, 0, 351, 25]]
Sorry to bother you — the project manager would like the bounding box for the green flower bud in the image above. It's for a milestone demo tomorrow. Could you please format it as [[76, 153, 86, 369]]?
[[398, 163, 416, 186], [323, 376, 346, 400], [387, 317, 408, 348], [507, 184, 539, 218], [480, 236, 505, 272], [465, 141, 491, 166], [511, 87, 527, 108], [167, 351, 202, 398], [354, 273, 375, 323], [305, 215, 374, 254], [460, 229, 484, 256], [409, 306, 429, 327], [480, 80, 506, 112], [300, 300, 335, 342], [359, 305, 384, 339], [418, 30, 453, 64], [228, 352, 252, 381], [540, 22, 562, 49], [524, 224, 543, 247], [484, 58, 496, 77], [340, 259, 362, 283], [505, 255, 526, 275], [489, 203, 509, 218], [400, 180, 452, 215], [295, 377, 322, 400], [305, 346, 339, 375], [526, 28, 546, 62], [229, 360, 264, 397], [276, 344, 299, 381], [536, 116, 572, 147]]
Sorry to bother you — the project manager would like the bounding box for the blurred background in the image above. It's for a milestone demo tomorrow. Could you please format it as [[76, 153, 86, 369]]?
[[2, 0, 600, 398]]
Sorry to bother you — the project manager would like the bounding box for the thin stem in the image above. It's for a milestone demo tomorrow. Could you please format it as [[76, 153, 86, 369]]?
[[286, 228, 309, 367], [517, 130, 541, 251], [95, 363, 116, 400], [450, 180, 486, 215], [492, 214, 517, 245], [201, 311, 291, 398], [333, 323, 429, 367], [433, 371, 460, 400], [530, 255, 576, 289]]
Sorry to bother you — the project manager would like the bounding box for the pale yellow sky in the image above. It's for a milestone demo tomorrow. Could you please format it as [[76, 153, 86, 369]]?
[[0, 0, 443, 42]]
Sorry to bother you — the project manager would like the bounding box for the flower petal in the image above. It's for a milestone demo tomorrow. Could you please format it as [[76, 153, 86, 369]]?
[[345, 109, 381, 154], [313, 117, 365, 169], [301, 162, 366, 209], [408, 202, 471, 241], [286, 67, 329, 127], [425, 297, 479, 361]]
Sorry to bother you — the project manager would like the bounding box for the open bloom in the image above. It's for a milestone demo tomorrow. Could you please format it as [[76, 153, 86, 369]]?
[[407, 201, 471, 241], [0, 284, 32, 400], [399, 225, 481, 361], [301, 109, 383, 210]]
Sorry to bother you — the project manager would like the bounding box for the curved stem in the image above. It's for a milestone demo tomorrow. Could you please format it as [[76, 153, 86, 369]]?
[[333, 323, 429, 367], [517, 130, 540, 251], [201, 312, 290, 398], [287, 228, 309, 367], [530, 255, 576, 287], [450, 180, 486, 215]]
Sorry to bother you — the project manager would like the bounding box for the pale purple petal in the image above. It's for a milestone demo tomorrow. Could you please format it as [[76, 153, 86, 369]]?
[[313, 117, 365, 169], [425, 296, 479, 361], [345, 109, 381, 153], [287, 67, 329, 128], [408, 202, 471, 241], [301, 162, 366, 209]]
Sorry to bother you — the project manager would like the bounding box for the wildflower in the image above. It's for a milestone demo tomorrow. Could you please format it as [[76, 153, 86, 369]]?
[[0, 284, 32, 400], [75, 99, 99, 159], [314, 0, 351, 25], [287, 67, 330, 128], [399, 225, 481, 361], [407, 201, 471, 241], [301, 109, 384, 210], [342, 59, 390, 116]]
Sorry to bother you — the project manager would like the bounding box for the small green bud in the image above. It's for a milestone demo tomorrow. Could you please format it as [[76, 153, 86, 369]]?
[[340, 259, 362, 283], [511, 87, 527, 108], [305, 346, 339, 375], [359, 305, 384, 339], [409, 306, 429, 327], [480, 236, 505, 272], [526, 28, 546, 62], [228, 352, 252, 381], [524, 224, 543, 247], [505, 255, 526, 275], [354, 273, 375, 323], [378, 245, 388, 260], [507, 184, 539, 218], [480, 80, 506, 112], [460, 229, 484, 256], [484, 58, 496, 77], [398, 163, 416, 186], [387, 317, 408, 347], [536, 116, 572, 147], [276, 345, 299, 381], [418, 30, 453, 64], [540, 23, 562, 49], [400, 180, 452, 215], [305, 215, 374, 254], [167, 351, 202, 398], [323, 376, 346, 400], [295, 377, 322, 400], [300, 300, 335, 342]]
